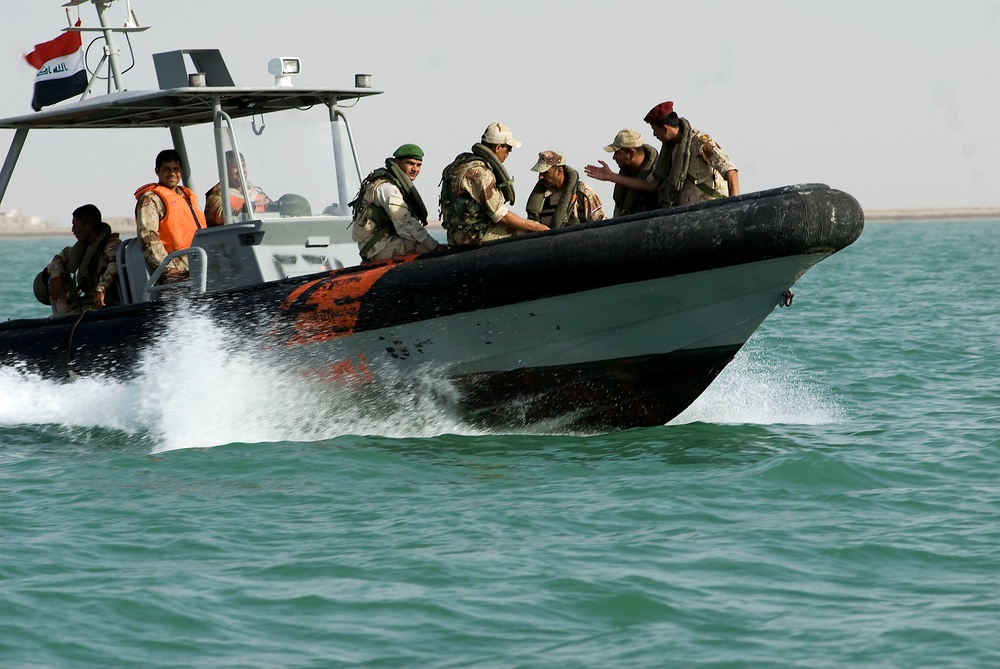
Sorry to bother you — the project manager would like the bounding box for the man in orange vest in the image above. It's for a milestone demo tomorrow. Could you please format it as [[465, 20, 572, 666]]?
[[134, 149, 207, 283], [203, 150, 273, 226]]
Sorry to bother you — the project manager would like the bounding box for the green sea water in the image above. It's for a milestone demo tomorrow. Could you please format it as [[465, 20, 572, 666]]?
[[1, 221, 999, 668]]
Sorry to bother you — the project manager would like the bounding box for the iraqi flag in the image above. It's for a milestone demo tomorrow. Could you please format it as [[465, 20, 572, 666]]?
[[24, 21, 88, 112]]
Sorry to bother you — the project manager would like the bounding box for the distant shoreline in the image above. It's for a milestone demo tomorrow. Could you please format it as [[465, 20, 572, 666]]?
[[864, 207, 1000, 221], [0, 222, 135, 239], [1, 208, 998, 238], [0, 215, 136, 239]]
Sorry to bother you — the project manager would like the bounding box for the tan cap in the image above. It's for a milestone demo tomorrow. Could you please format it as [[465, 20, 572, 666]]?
[[530, 150, 566, 173], [603, 128, 643, 153], [481, 122, 522, 148]]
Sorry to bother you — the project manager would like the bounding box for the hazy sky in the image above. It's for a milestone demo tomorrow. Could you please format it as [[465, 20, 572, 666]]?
[[1, 0, 998, 224]]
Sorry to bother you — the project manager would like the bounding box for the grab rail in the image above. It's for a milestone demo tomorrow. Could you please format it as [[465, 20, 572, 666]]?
[[144, 247, 209, 301]]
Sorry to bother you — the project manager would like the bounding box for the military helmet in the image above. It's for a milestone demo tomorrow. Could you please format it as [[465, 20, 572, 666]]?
[[33, 270, 51, 305]]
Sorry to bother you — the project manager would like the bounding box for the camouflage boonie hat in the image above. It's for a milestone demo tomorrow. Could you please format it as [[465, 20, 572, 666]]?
[[530, 150, 566, 173]]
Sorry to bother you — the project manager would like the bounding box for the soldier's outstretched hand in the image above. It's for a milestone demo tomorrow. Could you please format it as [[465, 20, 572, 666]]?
[[584, 160, 615, 182]]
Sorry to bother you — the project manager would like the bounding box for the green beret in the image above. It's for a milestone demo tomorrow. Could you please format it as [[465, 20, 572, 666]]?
[[393, 143, 424, 160]]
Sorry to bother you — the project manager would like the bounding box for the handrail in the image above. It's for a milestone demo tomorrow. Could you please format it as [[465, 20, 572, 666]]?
[[143, 247, 209, 301], [328, 104, 363, 214], [331, 107, 363, 184], [114, 236, 131, 305], [213, 105, 252, 226]]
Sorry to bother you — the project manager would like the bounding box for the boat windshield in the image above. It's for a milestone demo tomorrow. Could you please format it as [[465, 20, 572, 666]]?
[[213, 105, 362, 221]]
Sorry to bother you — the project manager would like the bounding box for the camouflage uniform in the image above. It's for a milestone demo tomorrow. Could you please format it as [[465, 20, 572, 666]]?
[[353, 178, 438, 261], [203, 181, 272, 227], [135, 189, 190, 274], [614, 144, 660, 216], [648, 123, 737, 207], [440, 157, 512, 245], [531, 182, 606, 227], [46, 231, 121, 316]]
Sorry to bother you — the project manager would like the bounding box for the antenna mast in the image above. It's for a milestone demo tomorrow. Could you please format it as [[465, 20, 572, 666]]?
[[63, 0, 149, 94]]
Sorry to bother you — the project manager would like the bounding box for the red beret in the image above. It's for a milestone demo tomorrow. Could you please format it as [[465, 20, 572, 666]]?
[[643, 101, 674, 124]]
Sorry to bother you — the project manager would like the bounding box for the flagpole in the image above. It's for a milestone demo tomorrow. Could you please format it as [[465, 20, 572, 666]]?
[[93, 0, 124, 92], [63, 0, 149, 95]]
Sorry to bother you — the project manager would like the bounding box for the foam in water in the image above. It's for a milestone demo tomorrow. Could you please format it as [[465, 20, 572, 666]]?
[[670, 343, 845, 425], [0, 308, 844, 449], [0, 305, 478, 452], [139, 307, 492, 451], [0, 364, 146, 433]]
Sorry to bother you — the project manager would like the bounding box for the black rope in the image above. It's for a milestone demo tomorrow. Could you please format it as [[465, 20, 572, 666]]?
[[66, 310, 87, 376]]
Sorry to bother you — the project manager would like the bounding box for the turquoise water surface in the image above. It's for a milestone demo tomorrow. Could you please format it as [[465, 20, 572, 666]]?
[[2, 221, 999, 668]]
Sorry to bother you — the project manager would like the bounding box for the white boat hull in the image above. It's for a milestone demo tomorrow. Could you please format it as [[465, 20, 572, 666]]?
[[271, 253, 824, 429]]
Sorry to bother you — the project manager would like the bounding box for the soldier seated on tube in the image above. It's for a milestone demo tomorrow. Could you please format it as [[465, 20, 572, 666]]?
[[33, 204, 121, 317]]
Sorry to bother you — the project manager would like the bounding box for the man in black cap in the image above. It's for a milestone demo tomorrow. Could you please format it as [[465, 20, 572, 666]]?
[[349, 143, 441, 262], [586, 101, 739, 208]]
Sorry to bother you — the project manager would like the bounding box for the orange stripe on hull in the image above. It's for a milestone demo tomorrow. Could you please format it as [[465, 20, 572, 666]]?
[[279, 257, 412, 345]]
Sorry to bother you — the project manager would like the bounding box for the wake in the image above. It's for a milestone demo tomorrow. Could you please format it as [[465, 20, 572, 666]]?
[[0, 313, 843, 451], [0, 309, 473, 452]]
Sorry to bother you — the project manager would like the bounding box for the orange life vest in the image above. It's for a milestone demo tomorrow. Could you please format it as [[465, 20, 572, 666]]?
[[134, 183, 206, 252], [229, 185, 269, 214]]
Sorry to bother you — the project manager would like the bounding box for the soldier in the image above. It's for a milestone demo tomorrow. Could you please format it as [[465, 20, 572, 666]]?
[[203, 151, 273, 226], [33, 204, 121, 316], [440, 122, 549, 245], [585, 101, 739, 208], [133, 148, 207, 283], [525, 150, 606, 227], [600, 128, 660, 217], [349, 143, 440, 262]]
